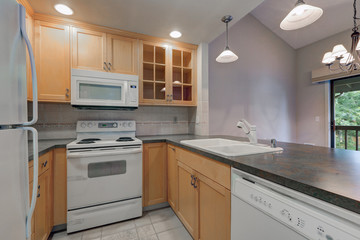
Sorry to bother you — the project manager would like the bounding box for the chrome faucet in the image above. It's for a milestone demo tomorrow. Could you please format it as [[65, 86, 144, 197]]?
[[236, 119, 257, 144]]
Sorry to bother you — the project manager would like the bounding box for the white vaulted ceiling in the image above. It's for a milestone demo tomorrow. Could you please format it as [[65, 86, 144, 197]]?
[[28, 0, 264, 44], [251, 0, 353, 49]]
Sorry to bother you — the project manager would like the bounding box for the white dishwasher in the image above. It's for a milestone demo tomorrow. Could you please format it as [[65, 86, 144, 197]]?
[[231, 168, 360, 240]]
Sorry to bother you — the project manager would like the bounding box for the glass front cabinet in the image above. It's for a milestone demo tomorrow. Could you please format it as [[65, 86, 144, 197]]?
[[140, 41, 197, 106]]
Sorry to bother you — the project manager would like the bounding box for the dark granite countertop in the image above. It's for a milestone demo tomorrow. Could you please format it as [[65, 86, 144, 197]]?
[[28, 138, 74, 161], [138, 134, 360, 214]]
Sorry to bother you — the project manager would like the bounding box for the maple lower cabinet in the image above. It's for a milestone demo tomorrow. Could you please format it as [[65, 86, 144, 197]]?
[[34, 21, 70, 102], [167, 145, 177, 211], [177, 161, 198, 239], [107, 34, 139, 75], [143, 143, 167, 207], [175, 146, 231, 240], [34, 170, 50, 240], [53, 148, 67, 226], [197, 173, 231, 240]]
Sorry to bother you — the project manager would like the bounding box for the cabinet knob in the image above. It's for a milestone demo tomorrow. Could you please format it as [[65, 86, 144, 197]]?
[[170, 94, 173, 102], [108, 62, 112, 71], [166, 94, 170, 102], [66, 88, 70, 98], [37, 185, 40, 198], [104, 62, 111, 71], [191, 175, 195, 186], [193, 177, 198, 188]]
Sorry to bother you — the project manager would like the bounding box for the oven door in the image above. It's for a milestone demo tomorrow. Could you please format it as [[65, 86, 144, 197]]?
[[67, 146, 142, 210], [71, 76, 127, 107]]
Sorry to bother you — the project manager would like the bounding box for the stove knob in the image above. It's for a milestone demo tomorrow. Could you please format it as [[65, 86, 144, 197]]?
[[87, 122, 93, 128], [80, 122, 86, 128], [113, 123, 118, 128], [128, 122, 133, 127]]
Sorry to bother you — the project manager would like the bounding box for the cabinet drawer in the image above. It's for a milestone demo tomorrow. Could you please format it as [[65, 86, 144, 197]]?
[[176, 147, 230, 189], [38, 151, 52, 176]]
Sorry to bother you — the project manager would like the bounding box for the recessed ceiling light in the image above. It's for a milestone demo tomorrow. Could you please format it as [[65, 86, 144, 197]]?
[[170, 31, 182, 38], [54, 4, 74, 15]]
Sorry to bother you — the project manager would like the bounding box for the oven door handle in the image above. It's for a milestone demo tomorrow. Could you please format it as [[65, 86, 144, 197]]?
[[67, 148, 142, 158]]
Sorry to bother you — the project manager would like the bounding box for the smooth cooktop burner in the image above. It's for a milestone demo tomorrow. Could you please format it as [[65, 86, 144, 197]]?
[[77, 138, 101, 144], [116, 137, 134, 142]]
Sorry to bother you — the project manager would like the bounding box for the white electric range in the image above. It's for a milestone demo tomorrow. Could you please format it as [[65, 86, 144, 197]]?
[[66, 120, 142, 233]]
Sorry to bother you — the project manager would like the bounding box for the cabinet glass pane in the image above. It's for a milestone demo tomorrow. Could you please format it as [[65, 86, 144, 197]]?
[[143, 82, 154, 99], [143, 44, 154, 62], [173, 67, 182, 83], [183, 86, 192, 101], [183, 69, 192, 84], [88, 160, 126, 178], [155, 83, 166, 100], [173, 49, 182, 66], [143, 63, 154, 80], [79, 83, 122, 100], [155, 46, 166, 64], [183, 51, 192, 68], [173, 85, 182, 101], [155, 65, 165, 82]]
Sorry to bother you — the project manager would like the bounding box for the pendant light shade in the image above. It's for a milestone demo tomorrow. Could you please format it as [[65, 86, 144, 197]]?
[[280, 0, 323, 30], [216, 15, 238, 63]]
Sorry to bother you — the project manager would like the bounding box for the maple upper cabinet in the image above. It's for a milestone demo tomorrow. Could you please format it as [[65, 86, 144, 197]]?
[[140, 41, 197, 106], [167, 145, 177, 211], [143, 143, 167, 207], [34, 21, 70, 102], [72, 27, 107, 71], [107, 34, 139, 75]]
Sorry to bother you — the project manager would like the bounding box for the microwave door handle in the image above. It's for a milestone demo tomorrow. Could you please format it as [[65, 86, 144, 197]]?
[[67, 148, 142, 158], [18, 127, 39, 239], [19, 5, 38, 125]]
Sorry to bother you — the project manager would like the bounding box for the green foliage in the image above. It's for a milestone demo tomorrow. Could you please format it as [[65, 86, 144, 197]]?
[[335, 91, 360, 150]]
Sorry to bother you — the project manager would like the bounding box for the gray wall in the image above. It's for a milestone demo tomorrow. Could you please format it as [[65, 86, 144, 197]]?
[[296, 29, 351, 146], [208, 14, 297, 142]]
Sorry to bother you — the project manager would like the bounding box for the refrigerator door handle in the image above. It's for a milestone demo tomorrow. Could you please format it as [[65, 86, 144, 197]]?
[[19, 127, 38, 239], [19, 5, 38, 125]]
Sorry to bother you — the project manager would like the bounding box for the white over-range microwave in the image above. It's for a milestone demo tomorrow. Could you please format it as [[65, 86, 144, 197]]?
[[71, 69, 139, 110]]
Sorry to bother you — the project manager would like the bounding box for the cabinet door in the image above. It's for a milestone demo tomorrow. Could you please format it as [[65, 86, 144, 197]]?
[[53, 148, 67, 226], [197, 173, 231, 240], [34, 172, 49, 240], [177, 161, 198, 239], [34, 21, 70, 102], [143, 143, 167, 207], [170, 48, 197, 106], [72, 27, 107, 71], [140, 42, 169, 105], [167, 145, 177, 211], [107, 34, 138, 75]]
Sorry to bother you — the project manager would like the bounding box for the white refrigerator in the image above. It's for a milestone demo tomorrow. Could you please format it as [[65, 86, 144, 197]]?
[[0, 0, 39, 239]]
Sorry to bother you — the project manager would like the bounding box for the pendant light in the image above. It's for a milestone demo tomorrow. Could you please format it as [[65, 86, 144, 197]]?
[[216, 15, 238, 63], [280, 0, 323, 30]]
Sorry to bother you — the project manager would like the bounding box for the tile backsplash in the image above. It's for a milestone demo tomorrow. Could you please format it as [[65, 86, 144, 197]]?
[[29, 102, 194, 139]]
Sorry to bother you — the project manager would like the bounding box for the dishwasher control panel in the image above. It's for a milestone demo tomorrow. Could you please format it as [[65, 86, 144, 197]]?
[[232, 176, 360, 240]]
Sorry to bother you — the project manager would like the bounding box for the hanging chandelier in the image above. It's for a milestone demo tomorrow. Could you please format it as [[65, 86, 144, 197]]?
[[322, 0, 360, 72]]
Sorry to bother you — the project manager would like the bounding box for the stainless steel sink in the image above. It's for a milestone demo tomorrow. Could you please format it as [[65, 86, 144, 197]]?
[[180, 138, 283, 157]]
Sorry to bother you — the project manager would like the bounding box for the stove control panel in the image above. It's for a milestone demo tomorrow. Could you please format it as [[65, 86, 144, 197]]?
[[76, 120, 136, 132]]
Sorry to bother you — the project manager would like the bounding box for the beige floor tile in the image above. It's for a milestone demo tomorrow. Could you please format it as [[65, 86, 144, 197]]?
[[134, 213, 152, 227], [149, 208, 175, 224], [136, 224, 156, 238], [152, 215, 182, 233], [82, 227, 102, 240], [157, 227, 192, 240], [139, 234, 158, 240], [101, 228, 138, 240], [101, 220, 136, 237]]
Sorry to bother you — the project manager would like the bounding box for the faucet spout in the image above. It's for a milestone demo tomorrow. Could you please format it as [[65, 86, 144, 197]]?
[[236, 119, 257, 144]]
